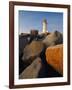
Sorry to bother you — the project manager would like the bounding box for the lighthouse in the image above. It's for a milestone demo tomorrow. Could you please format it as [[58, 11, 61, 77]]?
[[42, 19, 47, 33]]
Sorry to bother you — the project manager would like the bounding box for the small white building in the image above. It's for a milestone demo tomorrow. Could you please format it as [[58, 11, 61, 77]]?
[[42, 19, 48, 33]]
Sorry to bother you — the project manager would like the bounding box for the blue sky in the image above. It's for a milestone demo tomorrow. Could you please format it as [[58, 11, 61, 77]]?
[[19, 10, 63, 34]]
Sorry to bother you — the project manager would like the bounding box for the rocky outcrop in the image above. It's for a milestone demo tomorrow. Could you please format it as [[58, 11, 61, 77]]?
[[19, 31, 63, 78], [22, 40, 45, 64], [19, 57, 42, 79], [43, 31, 63, 47], [45, 44, 63, 75]]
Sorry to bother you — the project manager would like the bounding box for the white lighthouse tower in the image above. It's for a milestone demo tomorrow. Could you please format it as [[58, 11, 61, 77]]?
[[42, 19, 47, 33]]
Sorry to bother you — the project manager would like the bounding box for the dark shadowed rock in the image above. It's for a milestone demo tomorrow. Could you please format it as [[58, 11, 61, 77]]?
[[22, 40, 45, 64], [19, 56, 30, 75], [19, 36, 29, 56], [19, 35, 30, 74], [19, 57, 42, 79], [43, 31, 63, 47]]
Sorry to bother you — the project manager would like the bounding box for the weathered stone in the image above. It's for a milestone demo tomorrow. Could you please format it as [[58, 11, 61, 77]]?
[[19, 57, 42, 79], [22, 40, 45, 64], [30, 30, 38, 36], [45, 44, 63, 75], [43, 31, 63, 47]]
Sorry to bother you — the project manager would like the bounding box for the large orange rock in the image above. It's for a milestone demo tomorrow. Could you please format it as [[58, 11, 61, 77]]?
[[45, 44, 63, 75]]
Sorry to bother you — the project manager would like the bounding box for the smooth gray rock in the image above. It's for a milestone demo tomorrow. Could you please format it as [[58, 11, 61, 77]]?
[[19, 57, 42, 79], [43, 31, 63, 47], [22, 40, 45, 63]]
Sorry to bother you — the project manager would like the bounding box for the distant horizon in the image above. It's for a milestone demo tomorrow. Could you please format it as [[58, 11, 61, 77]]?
[[19, 30, 63, 35], [19, 10, 63, 34]]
